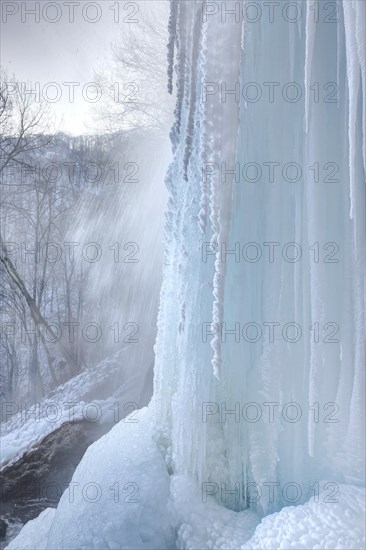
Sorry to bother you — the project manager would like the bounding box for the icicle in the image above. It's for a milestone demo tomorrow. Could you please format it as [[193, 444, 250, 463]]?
[[355, 0, 366, 175], [342, 0, 361, 220], [304, 1, 316, 133], [183, 5, 202, 181], [197, 17, 210, 235], [155, 0, 365, 515], [240, 0, 247, 51], [297, 5, 302, 40], [289, 20, 296, 82], [167, 0, 178, 95], [336, 1, 342, 106], [240, 13, 245, 51], [209, 15, 242, 380], [208, 114, 221, 380], [170, 1, 188, 148]]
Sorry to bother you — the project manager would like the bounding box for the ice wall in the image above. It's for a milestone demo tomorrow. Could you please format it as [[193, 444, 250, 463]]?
[[152, 0, 365, 514]]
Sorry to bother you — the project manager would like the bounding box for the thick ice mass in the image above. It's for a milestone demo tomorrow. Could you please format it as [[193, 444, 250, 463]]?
[[152, 0, 366, 507]]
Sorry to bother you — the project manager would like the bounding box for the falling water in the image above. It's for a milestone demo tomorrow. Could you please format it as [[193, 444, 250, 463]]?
[[67, 132, 171, 407]]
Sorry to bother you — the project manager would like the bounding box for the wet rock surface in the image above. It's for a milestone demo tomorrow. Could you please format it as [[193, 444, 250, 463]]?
[[0, 519, 6, 541]]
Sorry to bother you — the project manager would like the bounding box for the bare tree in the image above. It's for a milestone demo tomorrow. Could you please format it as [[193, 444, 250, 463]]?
[[0, 73, 78, 400], [0, 71, 53, 175], [1, 72, 146, 405], [93, 4, 174, 134]]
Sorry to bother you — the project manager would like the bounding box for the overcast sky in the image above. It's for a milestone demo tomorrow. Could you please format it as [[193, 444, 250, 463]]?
[[1, 1, 167, 134]]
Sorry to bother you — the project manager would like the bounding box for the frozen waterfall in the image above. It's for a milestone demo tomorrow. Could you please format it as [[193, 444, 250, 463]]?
[[6, 1, 365, 548], [152, 0, 365, 514]]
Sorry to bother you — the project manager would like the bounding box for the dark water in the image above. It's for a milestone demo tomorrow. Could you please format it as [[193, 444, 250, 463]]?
[[0, 419, 111, 549], [1, 499, 57, 548]]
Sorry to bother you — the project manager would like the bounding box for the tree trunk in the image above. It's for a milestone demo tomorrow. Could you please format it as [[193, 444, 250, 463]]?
[[0, 234, 79, 380], [29, 339, 44, 402]]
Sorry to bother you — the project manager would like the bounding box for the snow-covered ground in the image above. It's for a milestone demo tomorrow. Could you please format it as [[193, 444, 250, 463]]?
[[5, 408, 365, 549], [6, 408, 174, 550], [0, 348, 147, 470]]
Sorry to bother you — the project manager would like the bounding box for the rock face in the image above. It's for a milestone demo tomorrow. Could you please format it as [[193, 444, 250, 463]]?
[[0, 519, 7, 540]]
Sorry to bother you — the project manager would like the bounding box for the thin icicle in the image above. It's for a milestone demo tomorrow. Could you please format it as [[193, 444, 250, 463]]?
[[342, 0, 361, 219], [197, 17, 211, 235], [170, 1, 188, 148], [354, 0, 366, 174], [305, 1, 316, 133], [183, 5, 202, 181], [167, 0, 178, 95], [336, 1, 342, 106]]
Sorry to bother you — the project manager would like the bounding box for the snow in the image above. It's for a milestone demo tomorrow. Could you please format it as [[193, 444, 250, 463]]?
[[7, 471, 365, 550], [44, 407, 174, 549], [171, 474, 259, 550], [243, 484, 365, 550], [6, 508, 56, 550], [171, 479, 365, 550], [0, 349, 138, 470]]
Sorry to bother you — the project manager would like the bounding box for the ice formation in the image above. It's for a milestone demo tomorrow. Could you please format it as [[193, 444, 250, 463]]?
[[6, 0, 365, 548], [153, 0, 365, 514]]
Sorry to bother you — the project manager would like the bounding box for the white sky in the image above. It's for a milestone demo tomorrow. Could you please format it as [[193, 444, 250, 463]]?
[[0, 0, 168, 135]]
